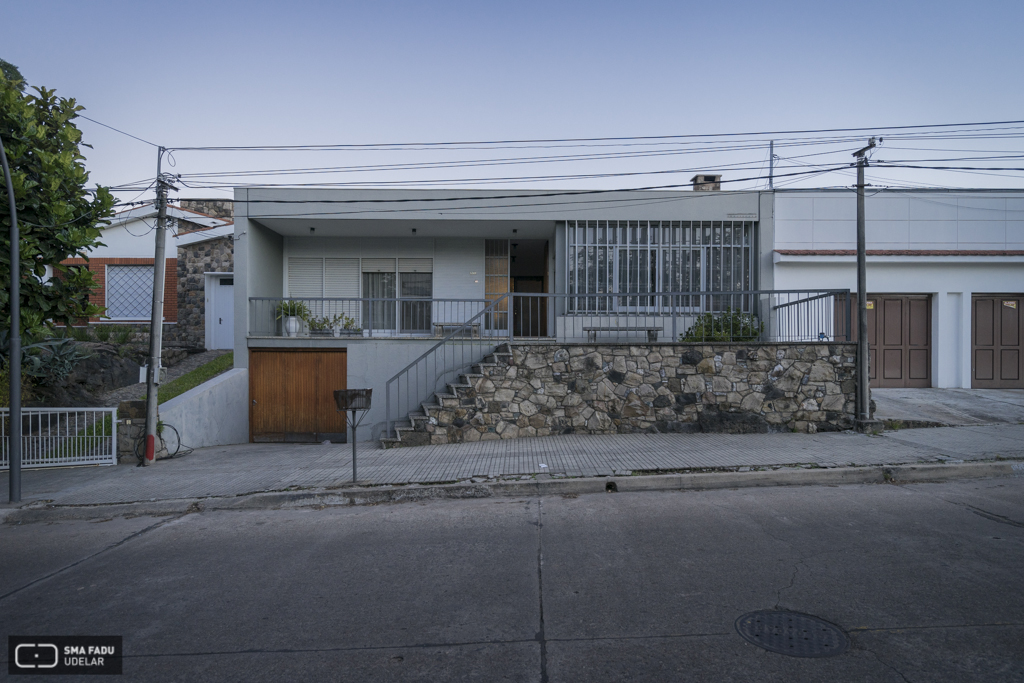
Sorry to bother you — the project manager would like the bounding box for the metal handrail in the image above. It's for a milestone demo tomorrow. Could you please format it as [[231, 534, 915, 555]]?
[[384, 293, 511, 440]]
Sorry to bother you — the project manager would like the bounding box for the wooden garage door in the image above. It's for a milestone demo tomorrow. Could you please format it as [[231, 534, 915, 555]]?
[[850, 294, 931, 387], [250, 349, 347, 442], [973, 295, 1023, 388]]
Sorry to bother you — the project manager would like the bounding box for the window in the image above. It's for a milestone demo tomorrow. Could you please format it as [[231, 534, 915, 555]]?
[[564, 220, 754, 312], [106, 265, 154, 319], [362, 271, 396, 330], [285, 256, 432, 332], [400, 272, 432, 333], [358, 258, 433, 333], [287, 257, 360, 321]]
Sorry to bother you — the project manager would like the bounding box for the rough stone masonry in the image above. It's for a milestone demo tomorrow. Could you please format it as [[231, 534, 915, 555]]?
[[399, 343, 857, 447]]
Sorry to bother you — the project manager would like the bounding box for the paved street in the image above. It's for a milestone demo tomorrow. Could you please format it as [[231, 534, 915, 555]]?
[[3, 424, 1023, 509], [2, 477, 1022, 681]]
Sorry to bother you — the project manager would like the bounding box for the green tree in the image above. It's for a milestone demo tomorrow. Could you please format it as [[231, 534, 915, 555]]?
[[0, 71, 115, 337], [0, 59, 24, 91]]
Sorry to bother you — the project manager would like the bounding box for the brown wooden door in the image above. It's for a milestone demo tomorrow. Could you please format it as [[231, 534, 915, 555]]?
[[973, 295, 1023, 388], [850, 294, 931, 387], [249, 349, 347, 442]]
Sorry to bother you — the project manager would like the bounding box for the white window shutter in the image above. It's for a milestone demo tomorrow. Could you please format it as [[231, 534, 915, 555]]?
[[324, 259, 359, 297], [288, 257, 323, 297], [361, 258, 396, 273], [398, 258, 433, 273]]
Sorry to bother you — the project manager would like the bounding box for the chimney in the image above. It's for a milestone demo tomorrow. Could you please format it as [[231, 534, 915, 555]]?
[[691, 174, 722, 191]]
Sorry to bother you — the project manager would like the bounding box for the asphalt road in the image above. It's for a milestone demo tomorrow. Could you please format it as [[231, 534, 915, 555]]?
[[2, 478, 1022, 682]]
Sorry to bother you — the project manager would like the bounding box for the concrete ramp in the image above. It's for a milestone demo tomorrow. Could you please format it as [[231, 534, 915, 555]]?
[[872, 388, 1024, 426]]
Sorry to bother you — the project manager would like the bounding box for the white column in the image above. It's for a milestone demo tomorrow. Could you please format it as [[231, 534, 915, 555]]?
[[935, 292, 961, 388], [960, 291, 974, 389]]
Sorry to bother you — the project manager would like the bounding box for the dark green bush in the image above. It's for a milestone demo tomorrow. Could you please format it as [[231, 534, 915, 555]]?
[[680, 308, 764, 342], [113, 326, 134, 345]]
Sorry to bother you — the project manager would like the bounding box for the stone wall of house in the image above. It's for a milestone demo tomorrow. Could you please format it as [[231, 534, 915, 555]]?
[[395, 342, 857, 446], [174, 236, 234, 348], [178, 199, 234, 221]]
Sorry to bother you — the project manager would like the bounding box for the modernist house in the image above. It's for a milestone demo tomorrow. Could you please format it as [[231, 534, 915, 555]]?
[[232, 183, 1023, 444]]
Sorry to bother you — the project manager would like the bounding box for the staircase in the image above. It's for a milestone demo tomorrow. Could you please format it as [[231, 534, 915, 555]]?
[[380, 343, 514, 449]]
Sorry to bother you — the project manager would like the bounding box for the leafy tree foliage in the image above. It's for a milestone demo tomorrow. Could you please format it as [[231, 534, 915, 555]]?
[[0, 71, 115, 337], [0, 59, 24, 91]]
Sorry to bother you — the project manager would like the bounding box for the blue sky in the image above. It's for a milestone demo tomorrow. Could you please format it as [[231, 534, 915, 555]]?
[[4, 0, 1023, 199]]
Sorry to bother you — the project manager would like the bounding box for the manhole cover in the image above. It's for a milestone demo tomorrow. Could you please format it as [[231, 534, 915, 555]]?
[[735, 610, 848, 658]]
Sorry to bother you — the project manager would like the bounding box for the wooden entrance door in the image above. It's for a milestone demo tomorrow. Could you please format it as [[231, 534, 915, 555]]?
[[249, 349, 347, 442], [849, 294, 932, 387], [973, 295, 1023, 388]]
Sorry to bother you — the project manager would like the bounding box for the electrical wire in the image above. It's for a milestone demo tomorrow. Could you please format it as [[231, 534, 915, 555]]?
[[78, 115, 160, 147], [163, 119, 1024, 151]]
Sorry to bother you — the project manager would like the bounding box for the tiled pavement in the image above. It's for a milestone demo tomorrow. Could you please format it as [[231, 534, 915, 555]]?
[[3, 424, 1023, 508]]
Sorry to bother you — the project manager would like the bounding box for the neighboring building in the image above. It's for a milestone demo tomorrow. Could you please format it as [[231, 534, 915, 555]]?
[[62, 202, 234, 348], [771, 189, 1024, 390], [231, 184, 1023, 445]]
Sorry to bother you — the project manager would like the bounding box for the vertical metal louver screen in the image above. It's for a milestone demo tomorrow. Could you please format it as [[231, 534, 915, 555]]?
[[288, 258, 323, 297], [106, 265, 154, 319]]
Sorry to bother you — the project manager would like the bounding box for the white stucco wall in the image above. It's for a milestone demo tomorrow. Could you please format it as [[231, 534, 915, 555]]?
[[775, 191, 1024, 250], [774, 258, 1024, 388], [280, 236, 486, 302], [160, 368, 249, 451]]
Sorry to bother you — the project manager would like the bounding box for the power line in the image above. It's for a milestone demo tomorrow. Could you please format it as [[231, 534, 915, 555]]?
[[164, 119, 1024, 152], [77, 115, 159, 147]]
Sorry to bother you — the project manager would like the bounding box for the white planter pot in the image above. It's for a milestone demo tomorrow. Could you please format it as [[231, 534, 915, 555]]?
[[283, 316, 303, 337]]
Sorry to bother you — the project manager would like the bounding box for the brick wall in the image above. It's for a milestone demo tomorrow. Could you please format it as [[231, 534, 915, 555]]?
[[62, 258, 177, 323]]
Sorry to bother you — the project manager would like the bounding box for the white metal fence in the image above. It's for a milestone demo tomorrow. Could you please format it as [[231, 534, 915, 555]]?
[[1, 407, 118, 469]]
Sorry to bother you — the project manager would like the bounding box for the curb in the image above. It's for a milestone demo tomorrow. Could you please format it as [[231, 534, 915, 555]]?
[[4, 460, 1022, 524]]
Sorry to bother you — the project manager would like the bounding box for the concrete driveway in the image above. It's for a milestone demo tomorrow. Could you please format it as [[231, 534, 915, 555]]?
[[872, 388, 1024, 426]]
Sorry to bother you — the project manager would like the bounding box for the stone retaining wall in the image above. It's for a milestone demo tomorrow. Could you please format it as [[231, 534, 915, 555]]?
[[411, 343, 857, 446], [174, 236, 234, 348]]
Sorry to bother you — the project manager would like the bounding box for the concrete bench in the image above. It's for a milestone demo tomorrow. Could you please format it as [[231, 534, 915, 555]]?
[[583, 326, 663, 343], [433, 322, 481, 338]]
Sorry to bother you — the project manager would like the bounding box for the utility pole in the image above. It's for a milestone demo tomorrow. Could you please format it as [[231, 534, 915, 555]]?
[[853, 138, 876, 431], [768, 140, 774, 189], [143, 147, 171, 465], [1, 135, 21, 502]]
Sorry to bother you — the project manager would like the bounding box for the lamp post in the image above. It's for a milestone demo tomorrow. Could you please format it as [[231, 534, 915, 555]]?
[[1, 134, 21, 503]]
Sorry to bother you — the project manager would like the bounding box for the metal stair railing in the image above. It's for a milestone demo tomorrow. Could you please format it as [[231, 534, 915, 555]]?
[[383, 293, 511, 441]]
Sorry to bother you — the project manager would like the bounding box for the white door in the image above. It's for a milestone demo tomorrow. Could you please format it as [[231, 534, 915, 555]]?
[[213, 276, 234, 349]]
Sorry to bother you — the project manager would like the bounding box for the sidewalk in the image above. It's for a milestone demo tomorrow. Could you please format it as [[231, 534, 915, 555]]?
[[3, 424, 1023, 511]]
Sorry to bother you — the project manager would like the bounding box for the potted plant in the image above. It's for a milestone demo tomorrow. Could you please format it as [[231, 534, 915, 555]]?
[[308, 314, 340, 337], [275, 300, 311, 337], [335, 314, 362, 337]]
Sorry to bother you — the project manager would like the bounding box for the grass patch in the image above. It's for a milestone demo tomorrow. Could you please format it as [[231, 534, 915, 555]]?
[[158, 352, 234, 404]]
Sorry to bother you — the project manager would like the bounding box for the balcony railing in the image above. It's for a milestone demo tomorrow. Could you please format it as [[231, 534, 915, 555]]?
[[380, 289, 851, 440], [251, 290, 852, 344]]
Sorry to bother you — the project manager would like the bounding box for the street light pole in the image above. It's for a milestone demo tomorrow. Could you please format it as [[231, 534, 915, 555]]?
[[1, 134, 21, 502], [853, 138, 876, 429]]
